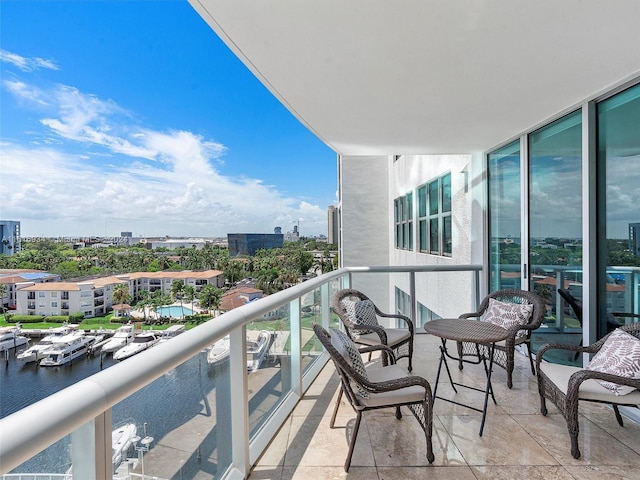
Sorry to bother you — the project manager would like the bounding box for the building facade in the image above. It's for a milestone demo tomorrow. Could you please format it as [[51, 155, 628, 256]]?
[[0, 221, 21, 256], [227, 233, 284, 256], [327, 206, 338, 246]]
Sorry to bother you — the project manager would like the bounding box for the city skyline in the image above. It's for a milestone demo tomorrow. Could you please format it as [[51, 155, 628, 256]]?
[[0, 2, 337, 239]]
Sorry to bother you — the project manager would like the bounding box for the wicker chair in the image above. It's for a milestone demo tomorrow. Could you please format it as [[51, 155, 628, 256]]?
[[536, 323, 640, 459], [312, 323, 434, 471], [455, 289, 546, 389], [332, 288, 415, 371]]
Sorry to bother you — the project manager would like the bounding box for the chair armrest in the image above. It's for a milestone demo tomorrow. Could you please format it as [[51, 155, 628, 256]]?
[[535, 342, 599, 370], [358, 344, 396, 365], [361, 374, 433, 397], [458, 312, 482, 320], [352, 323, 389, 344], [375, 311, 415, 335]]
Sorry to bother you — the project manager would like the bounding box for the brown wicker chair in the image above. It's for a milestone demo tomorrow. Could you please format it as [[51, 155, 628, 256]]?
[[536, 323, 640, 459], [455, 289, 546, 389], [332, 288, 415, 371], [312, 323, 434, 471]]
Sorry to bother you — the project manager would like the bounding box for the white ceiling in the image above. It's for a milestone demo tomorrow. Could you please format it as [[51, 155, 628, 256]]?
[[189, 0, 640, 155]]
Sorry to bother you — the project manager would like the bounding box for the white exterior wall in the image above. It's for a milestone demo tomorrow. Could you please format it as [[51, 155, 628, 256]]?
[[340, 154, 486, 322], [339, 155, 391, 309]]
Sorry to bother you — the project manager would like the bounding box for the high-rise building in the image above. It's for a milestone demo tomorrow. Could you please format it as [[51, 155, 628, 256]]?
[[0, 220, 21, 255], [328, 206, 338, 246], [227, 233, 284, 256], [630, 223, 640, 256]]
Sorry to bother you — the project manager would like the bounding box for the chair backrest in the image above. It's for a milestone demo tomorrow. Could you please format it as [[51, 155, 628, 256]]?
[[312, 323, 365, 407], [332, 288, 374, 331], [480, 288, 547, 329], [558, 288, 583, 324]]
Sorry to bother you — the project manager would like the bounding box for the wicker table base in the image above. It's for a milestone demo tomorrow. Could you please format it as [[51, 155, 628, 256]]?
[[424, 319, 509, 436]]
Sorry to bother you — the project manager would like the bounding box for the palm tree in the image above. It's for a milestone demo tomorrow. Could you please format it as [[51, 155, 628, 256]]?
[[183, 285, 196, 309], [112, 284, 131, 317], [170, 279, 185, 320], [199, 285, 222, 316]]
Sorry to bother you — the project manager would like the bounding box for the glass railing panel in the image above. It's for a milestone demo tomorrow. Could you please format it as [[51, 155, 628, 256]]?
[[3, 435, 73, 476], [246, 302, 291, 438], [109, 347, 232, 480]]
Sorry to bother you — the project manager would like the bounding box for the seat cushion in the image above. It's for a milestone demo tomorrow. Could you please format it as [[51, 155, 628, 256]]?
[[586, 328, 640, 395], [357, 364, 427, 407], [355, 328, 411, 347], [540, 362, 640, 403], [481, 298, 533, 338]]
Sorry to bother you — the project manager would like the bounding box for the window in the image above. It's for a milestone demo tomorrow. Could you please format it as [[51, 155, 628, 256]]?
[[51, 302, 58, 308], [417, 302, 442, 328], [394, 192, 413, 250], [51, 292, 58, 298], [394, 287, 411, 327], [38, 291, 46, 298], [418, 172, 451, 256]]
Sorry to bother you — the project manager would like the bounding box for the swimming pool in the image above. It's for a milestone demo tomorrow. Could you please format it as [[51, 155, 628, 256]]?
[[156, 305, 194, 318]]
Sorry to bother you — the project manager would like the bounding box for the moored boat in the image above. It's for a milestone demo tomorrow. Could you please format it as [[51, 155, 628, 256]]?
[[111, 422, 137, 472], [0, 326, 28, 353], [207, 335, 230, 365], [39, 332, 96, 367], [16, 325, 77, 363], [246, 330, 272, 373], [101, 324, 135, 354], [113, 332, 159, 361], [157, 324, 185, 343]]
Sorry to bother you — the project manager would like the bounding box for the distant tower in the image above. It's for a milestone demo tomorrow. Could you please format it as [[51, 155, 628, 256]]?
[[328, 206, 339, 245], [0, 220, 21, 255], [630, 223, 640, 256], [274, 226, 282, 234]]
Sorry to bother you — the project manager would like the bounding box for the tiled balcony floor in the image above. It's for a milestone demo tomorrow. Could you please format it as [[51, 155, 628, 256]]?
[[249, 333, 640, 480]]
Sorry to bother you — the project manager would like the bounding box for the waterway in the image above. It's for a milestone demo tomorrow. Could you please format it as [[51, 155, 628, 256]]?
[[0, 345, 234, 478]]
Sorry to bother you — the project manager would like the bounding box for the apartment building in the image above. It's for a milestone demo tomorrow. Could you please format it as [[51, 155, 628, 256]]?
[[14, 270, 223, 318], [15, 276, 127, 318], [123, 270, 224, 300], [0, 269, 61, 311]]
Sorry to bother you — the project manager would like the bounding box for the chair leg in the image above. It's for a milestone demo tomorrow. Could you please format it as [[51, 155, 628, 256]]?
[[408, 340, 413, 372], [527, 341, 536, 375], [395, 406, 402, 419], [330, 387, 343, 428], [344, 411, 362, 472], [613, 404, 624, 427], [538, 378, 548, 416]]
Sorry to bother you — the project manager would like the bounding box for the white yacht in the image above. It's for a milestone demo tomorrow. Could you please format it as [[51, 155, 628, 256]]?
[[207, 335, 230, 365], [113, 332, 159, 361], [111, 422, 137, 472], [157, 324, 185, 343], [0, 326, 28, 352], [246, 330, 272, 373], [39, 332, 96, 366], [101, 324, 135, 354], [16, 325, 77, 363]]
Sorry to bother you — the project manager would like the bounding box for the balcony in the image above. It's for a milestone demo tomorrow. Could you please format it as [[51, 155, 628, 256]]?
[[1, 266, 639, 480]]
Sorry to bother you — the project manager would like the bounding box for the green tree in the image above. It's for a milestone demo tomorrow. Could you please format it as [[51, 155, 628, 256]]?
[[0, 283, 7, 313], [170, 279, 185, 320], [112, 284, 131, 317], [199, 284, 222, 316]]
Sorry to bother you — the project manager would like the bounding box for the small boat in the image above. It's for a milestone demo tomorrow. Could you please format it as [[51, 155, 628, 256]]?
[[157, 324, 185, 343], [16, 325, 76, 363], [111, 422, 137, 472], [0, 326, 28, 352], [101, 324, 135, 354], [113, 332, 159, 361], [207, 335, 230, 365], [246, 330, 272, 373], [39, 332, 95, 366]]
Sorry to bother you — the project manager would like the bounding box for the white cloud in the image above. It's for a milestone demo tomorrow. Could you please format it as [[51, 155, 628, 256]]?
[[1, 75, 329, 237], [0, 50, 59, 72]]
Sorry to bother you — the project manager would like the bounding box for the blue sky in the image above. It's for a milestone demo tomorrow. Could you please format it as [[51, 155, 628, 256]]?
[[0, 1, 337, 239]]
